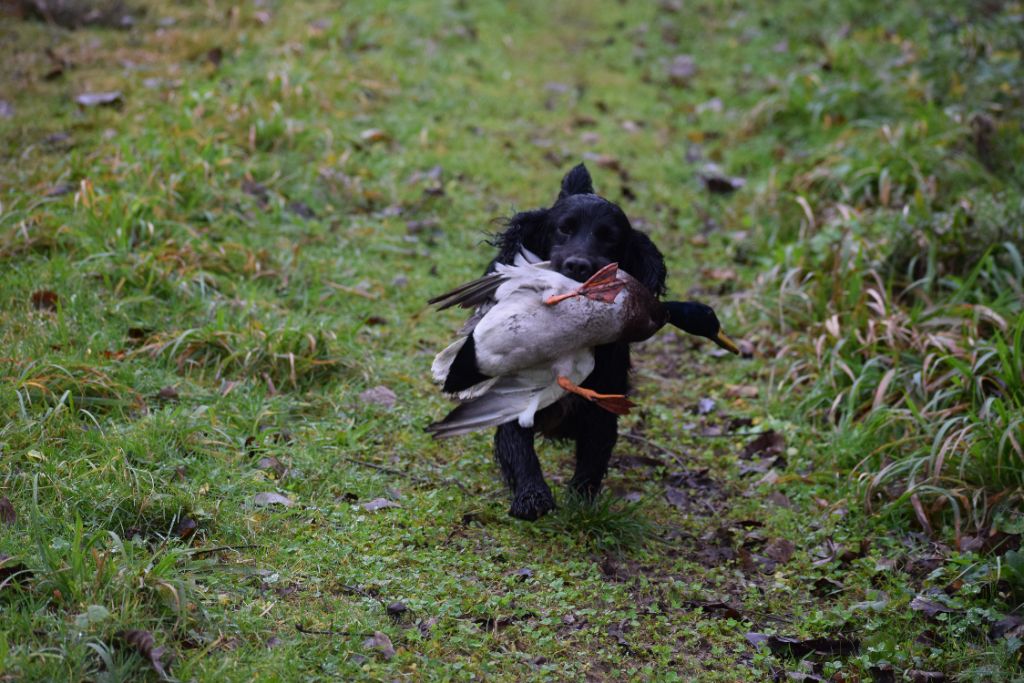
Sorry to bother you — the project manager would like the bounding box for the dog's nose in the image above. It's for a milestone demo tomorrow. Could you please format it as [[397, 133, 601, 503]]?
[[561, 257, 594, 281]]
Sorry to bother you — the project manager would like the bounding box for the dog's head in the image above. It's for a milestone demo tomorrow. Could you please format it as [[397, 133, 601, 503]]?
[[495, 164, 666, 296]]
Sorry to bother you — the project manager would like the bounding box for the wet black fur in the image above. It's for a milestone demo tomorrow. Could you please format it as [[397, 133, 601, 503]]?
[[485, 163, 666, 520]]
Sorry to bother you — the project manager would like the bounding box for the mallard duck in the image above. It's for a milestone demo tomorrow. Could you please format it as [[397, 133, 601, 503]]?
[[426, 255, 739, 438]]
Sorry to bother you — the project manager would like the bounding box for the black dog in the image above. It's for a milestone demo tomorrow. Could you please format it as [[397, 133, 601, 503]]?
[[485, 163, 666, 520]]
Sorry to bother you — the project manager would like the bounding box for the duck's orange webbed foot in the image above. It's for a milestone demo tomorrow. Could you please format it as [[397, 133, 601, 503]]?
[[544, 263, 624, 306], [556, 376, 635, 415]]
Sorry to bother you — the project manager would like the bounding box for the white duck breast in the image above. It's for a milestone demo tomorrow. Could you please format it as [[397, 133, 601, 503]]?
[[470, 273, 629, 376]]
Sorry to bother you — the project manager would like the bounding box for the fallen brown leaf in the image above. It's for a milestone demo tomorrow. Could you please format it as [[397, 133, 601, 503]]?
[[174, 516, 198, 540], [206, 47, 223, 67], [0, 555, 33, 592], [742, 430, 785, 458], [360, 128, 390, 144], [31, 290, 59, 311], [118, 629, 170, 679], [748, 633, 860, 658], [684, 599, 743, 620], [763, 538, 796, 564], [667, 54, 697, 85], [701, 267, 737, 282], [256, 456, 287, 478], [362, 497, 401, 512], [725, 384, 759, 399], [989, 614, 1024, 640], [417, 616, 439, 638], [75, 91, 123, 108], [910, 593, 957, 618], [242, 179, 270, 206], [0, 496, 15, 526], [157, 386, 179, 400], [252, 492, 294, 508], [359, 385, 397, 408], [287, 200, 316, 219], [699, 163, 745, 194], [812, 577, 843, 597]]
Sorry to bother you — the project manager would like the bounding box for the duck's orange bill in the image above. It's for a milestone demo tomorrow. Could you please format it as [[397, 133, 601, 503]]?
[[556, 376, 635, 415], [544, 262, 625, 306]]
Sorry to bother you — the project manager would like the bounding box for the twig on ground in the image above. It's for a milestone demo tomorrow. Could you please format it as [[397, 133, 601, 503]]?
[[338, 582, 388, 610], [186, 544, 260, 556], [700, 431, 769, 439], [295, 623, 368, 637], [618, 431, 687, 466]]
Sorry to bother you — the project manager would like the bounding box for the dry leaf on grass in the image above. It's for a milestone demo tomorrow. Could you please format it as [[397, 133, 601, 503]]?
[[725, 384, 759, 399], [359, 385, 397, 408], [0, 496, 15, 525], [362, 498, 401, 512], [75, 91, 124, 108], [30, 290, 59, 311], [0, 555, 33, 592], [362, 631, 396, 659], [252, 492, 294, 507], [118, 629, 170, 679]]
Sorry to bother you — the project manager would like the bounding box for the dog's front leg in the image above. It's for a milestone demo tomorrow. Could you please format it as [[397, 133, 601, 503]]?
[[494, 422, 555, 520], [569, 403, 618, 499], [569, 343, 628, 499]]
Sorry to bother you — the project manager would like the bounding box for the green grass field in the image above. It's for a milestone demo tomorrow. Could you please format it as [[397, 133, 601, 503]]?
[[2, 0, 1023, 680]]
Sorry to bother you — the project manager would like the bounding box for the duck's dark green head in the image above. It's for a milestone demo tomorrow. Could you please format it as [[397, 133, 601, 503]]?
[[663, 301, 741, 354]]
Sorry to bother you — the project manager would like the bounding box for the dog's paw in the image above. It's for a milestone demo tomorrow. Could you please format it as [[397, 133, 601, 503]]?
[[568, 476, 602, 501], [508, 484, 555, 521]]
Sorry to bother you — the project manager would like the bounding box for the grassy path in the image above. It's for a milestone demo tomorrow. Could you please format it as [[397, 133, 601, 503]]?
[[2, 1, 1022, 680]]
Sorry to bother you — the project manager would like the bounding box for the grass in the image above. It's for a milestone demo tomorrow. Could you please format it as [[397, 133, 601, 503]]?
[[1, 0, 1023, 680]]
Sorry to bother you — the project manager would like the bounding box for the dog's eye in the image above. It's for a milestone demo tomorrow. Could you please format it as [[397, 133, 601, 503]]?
[[556, 222, 573, 235]]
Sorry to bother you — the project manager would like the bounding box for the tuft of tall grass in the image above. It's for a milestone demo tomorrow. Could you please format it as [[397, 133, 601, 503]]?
[[534, 492, 656, 552], [7, 361, 142, 415], [762, 217, 1023, 537], [742, 0, 1024, 542], [134, 324, 348, 389]]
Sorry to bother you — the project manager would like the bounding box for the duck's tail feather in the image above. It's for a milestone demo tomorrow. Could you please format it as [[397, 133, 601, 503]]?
[[428, 272, 507, 311], [426, 376, 551, 438], [426, 391, 536, 439], [428, 252, 551, 311]]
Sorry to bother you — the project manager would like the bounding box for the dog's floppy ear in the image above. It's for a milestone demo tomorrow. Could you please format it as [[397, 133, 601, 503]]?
[[490, 208, 552, 266], [557, 163, 594, 200], [621, 230, 667, 297]]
